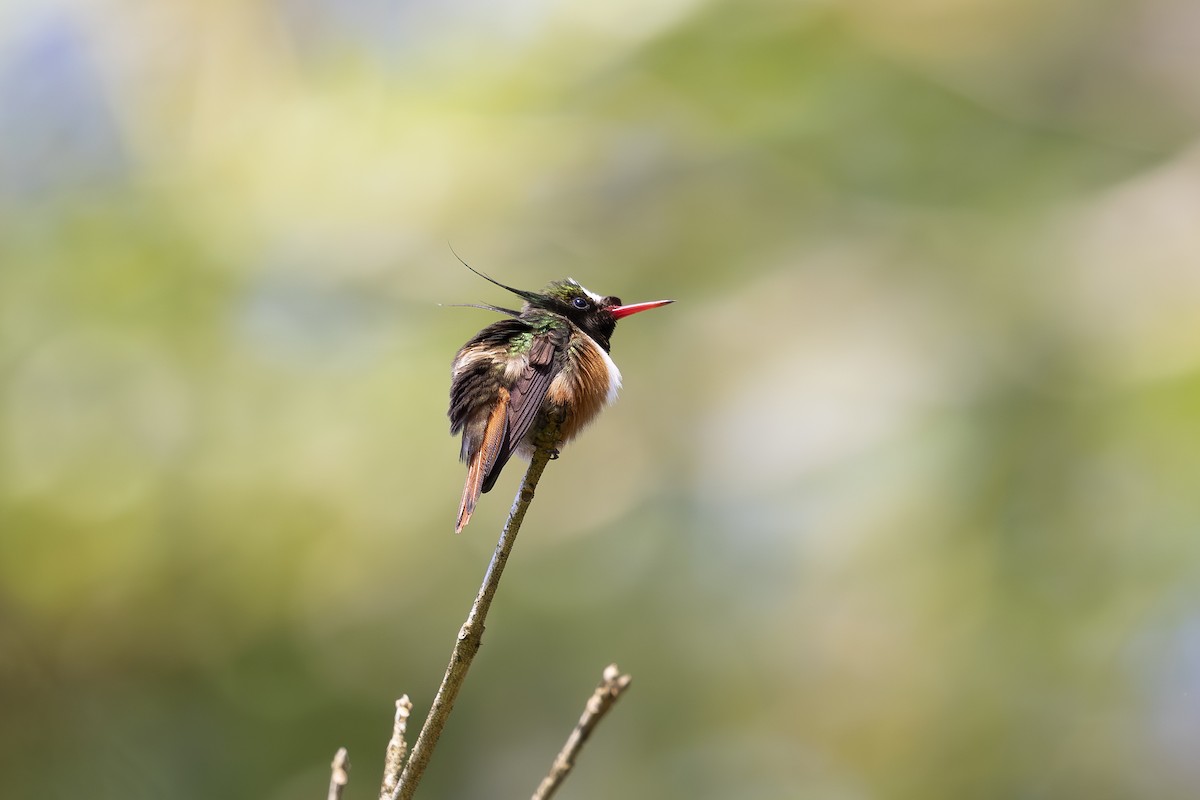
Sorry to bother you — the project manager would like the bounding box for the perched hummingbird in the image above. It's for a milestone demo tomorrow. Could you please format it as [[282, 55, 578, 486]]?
[[448, 265, 673, 532]]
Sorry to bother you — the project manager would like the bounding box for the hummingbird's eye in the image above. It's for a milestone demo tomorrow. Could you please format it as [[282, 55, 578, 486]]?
[[572, 296, 589, 309]]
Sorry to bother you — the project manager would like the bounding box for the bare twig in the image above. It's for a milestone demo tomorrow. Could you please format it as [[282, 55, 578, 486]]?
[[393, 432, 559, 800], [531, 664, 633, 800], [328, 747, 350, 800], [379, 695, 413, 800]]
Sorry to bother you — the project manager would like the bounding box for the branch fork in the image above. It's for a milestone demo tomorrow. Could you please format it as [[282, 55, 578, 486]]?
[[326, 419, 632, 799]]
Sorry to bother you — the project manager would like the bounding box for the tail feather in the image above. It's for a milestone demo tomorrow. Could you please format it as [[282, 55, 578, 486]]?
[[455, 390, 509, 532]]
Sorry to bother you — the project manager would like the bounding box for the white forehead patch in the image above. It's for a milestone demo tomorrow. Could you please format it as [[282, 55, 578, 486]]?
[[567, 278, 604, 304]]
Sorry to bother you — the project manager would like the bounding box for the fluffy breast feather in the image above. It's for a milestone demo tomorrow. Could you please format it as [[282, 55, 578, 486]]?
[[546, 331, 622, 444]]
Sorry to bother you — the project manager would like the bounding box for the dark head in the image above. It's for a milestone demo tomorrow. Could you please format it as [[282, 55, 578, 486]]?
[[454, 254, 673, 352], [534, 279, 672, 352]]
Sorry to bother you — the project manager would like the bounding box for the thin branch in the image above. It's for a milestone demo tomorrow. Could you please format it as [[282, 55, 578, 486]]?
[[531, 664, 633, 800], [379, 695, 413, 800], [328, 747, 350, 800], [393, 429, 560, 800]]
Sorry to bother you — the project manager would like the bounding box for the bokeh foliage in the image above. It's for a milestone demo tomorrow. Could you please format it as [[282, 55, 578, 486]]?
[[4, 0, 1200, 797]]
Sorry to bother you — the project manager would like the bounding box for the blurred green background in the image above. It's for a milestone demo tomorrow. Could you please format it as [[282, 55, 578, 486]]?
[[4, 0, 1200, 797]]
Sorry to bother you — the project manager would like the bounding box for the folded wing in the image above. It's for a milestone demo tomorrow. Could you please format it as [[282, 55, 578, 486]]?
[[480, 333, 560, 493]]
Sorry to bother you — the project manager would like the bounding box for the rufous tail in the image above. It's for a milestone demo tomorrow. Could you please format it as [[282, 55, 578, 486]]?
[[455, 390, 508, 532]]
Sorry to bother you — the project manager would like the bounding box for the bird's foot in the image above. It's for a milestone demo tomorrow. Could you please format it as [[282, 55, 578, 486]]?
[[548, 448, 561, 460]]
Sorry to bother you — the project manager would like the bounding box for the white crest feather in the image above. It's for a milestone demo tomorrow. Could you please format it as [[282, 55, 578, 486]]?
[[567, 278, 605, 305]]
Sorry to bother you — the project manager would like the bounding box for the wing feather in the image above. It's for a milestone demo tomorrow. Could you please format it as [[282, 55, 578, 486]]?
[[480, 332, 563, 494], [449, 318, 531, 438]]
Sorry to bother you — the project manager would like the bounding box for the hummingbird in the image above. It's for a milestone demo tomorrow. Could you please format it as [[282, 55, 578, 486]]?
[[448, 264, 673, 532]]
